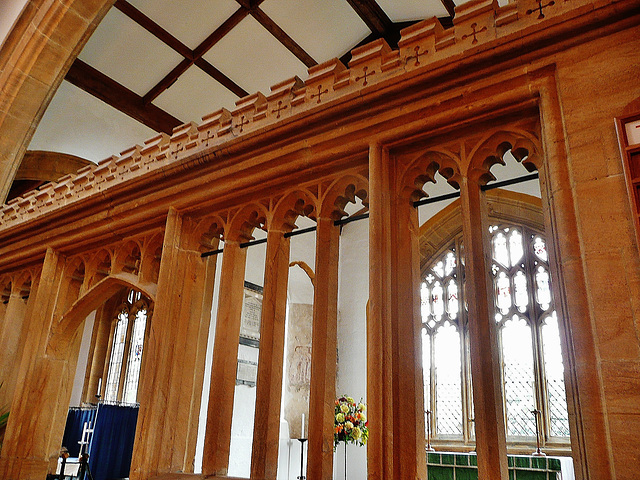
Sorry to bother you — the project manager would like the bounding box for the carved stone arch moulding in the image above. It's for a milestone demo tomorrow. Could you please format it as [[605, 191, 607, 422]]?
[[227, 203, 269, 242], [319, 174, 369, 220], [86, 249, 114, 289], [271, 188, 318, 232], [139, 233, 164, 284], [113, 240, 143, 276], [191, 214, 227, 253], [47, 272, 157, 359], [400, 149, 462, 203], [467, 128, 542, 184]]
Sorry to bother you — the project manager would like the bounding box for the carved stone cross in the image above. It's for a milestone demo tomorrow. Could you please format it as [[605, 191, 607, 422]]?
[[272, 100, 287, 119], [407, 45, 429, 67], [461, 23, 487, 45], [173, 142, 185, 159], [235, 115, 250, 133], [355, 66, 376, 86], [203, 129, 215, 146], [526, 0, 555, 19], [311, 85, 328, 104]]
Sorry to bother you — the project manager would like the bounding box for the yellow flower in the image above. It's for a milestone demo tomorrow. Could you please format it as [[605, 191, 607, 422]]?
[[346, 396, 354, 403], [340, 404, 349, 414], [358, 403, 366, 412], [359, 413, 367, 422], [336, 413, 345, 423], [345, 421, 354, 429], [352, 426, 362, 439]]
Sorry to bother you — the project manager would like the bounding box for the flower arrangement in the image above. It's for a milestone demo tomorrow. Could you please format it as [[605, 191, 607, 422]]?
[[334, 395, 368, 449]]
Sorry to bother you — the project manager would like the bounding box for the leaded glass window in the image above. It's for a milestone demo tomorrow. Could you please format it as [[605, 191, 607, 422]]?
[[421, 224, 570, 448], [103, 289, 149, 404]]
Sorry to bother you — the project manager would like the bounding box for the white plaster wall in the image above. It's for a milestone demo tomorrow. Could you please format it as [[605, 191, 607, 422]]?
[[336, 217, 369, 479], [69, 311, 97, 407], [0, 0, 27, 51]]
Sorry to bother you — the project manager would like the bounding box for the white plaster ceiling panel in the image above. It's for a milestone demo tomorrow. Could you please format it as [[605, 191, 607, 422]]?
[[28, 81, 157, 163], [260, 0, 371, 61], [127, 0, 240, 50], [376, 0, 449, 22], [153, 64, 240, 123], [77, 8, 184, 96], [202, 15, 308, 95]]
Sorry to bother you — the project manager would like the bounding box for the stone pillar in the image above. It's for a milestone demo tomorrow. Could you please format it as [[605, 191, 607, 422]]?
[[390, 167, 427, 480], [307, 215, 340, 480], [459, 177, 509, 480], [367, 143, 395, 480], [202, 240, 248, 475], [0, 248, 81, 480], [131, 209, 217, 477], [0, 280, 30, 409], [251, 229, 291, 480]]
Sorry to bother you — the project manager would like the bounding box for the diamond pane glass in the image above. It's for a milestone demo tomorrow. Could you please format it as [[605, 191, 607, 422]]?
[[105, 310, 128, 401], [502, 317, 536, 437], [421, 282, 431, 319], [535, 266, 551, 311], [435, 322, 462, 435], [542, 312, 570, 437], [447, 279, 459, 319], [496, 271, 512, 314], [432, 281, 444, 319], [493, 232, 510, 267], [122, 308, 147, 403], [509, 229, 524, 265], [513, 270, 528, 313]]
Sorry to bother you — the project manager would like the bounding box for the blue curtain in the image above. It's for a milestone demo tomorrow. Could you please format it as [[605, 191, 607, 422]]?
[[61, 407, 97, 457], [87, 403, 139, 480]]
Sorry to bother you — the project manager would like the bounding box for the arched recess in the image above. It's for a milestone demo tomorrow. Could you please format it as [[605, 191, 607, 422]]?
[[0, 0, 115, 202], [400, 149, 462, 203], [318, 173, 369, 219]]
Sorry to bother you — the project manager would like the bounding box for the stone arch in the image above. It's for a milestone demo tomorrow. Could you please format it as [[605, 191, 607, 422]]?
[[271, 188, 318, 231], [47, 272, 156, 359], [87, 249, 113, 289], [400, 149, 462, 202], [0, 0, 115, 202], [191, 214, 226, 253], [467, 129, 542, 184], [319, 174, 369, 219], [139, 233, 163, 284], [113, 240, 143, 276], [227, 203, 269, 242]]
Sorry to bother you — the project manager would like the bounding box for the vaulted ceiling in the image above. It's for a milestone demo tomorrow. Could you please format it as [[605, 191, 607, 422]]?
[[26, 0, 476, 165]]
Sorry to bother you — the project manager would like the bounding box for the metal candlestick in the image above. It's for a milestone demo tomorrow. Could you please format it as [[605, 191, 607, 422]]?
[[531, 409, 546, 456], [426, 410, 435, 452], [297, 438, 307, 480]]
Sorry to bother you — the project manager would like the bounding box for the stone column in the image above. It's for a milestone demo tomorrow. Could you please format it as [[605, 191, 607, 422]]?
[[367, 143, 395, 480], [251, 229, 291, 480], [459, 177, 509, 480], [307, 215, 340, 480], [202, 240, 248, 475], [131, 210, 217, 477], [0, 248, 81, 480]]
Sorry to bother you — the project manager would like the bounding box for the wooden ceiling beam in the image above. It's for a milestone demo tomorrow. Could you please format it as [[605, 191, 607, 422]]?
[[194, 59, 249, 98], [441, 0, 457, 19], [251, 8, 317, 68], [114, 0, 192, 59], [66, 59, 183, 134], [344, 0, 399, 46], [193, 7, 250, 58]]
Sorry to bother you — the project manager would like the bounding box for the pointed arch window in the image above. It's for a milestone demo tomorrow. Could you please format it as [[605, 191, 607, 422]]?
[[421, 224, 570, 448], [103, 288, 149, 403]]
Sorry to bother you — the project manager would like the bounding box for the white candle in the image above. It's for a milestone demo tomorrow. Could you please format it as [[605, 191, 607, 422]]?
[[301, 413, 305, 438], [97, 377, 102, 396]]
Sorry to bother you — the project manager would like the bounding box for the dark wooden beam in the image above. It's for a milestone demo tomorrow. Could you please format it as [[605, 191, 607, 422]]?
[[441, 0, 457, 19], [344, 0, 399, 46], [193, 7, 250, 58], [66, 59, 183, 134], [142, 58, 193, 105], [114, 0, 193, 59], [194, 59, 249, 98], [251, 8, 317, 68]]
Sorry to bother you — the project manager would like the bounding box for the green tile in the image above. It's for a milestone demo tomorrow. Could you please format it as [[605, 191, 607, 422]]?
[[531, 456, 547, 469], [428, 465, 454, 480], [509, 470, 515, 480], [455, 467, 478, 480], [469, 454, 477, 466], [441, 453, 455, 465], [428, 452, 440, 464], [456, 454, 469, 466], [508, 456, 515, 467], [514, 456, 530, 468], [516, 469, 547, 480], [548, 458, 561, 471]]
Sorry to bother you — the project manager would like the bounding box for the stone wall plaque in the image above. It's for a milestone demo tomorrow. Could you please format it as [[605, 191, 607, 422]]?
[[236, 359, 258, 386], [240, 282, 263, 342]]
